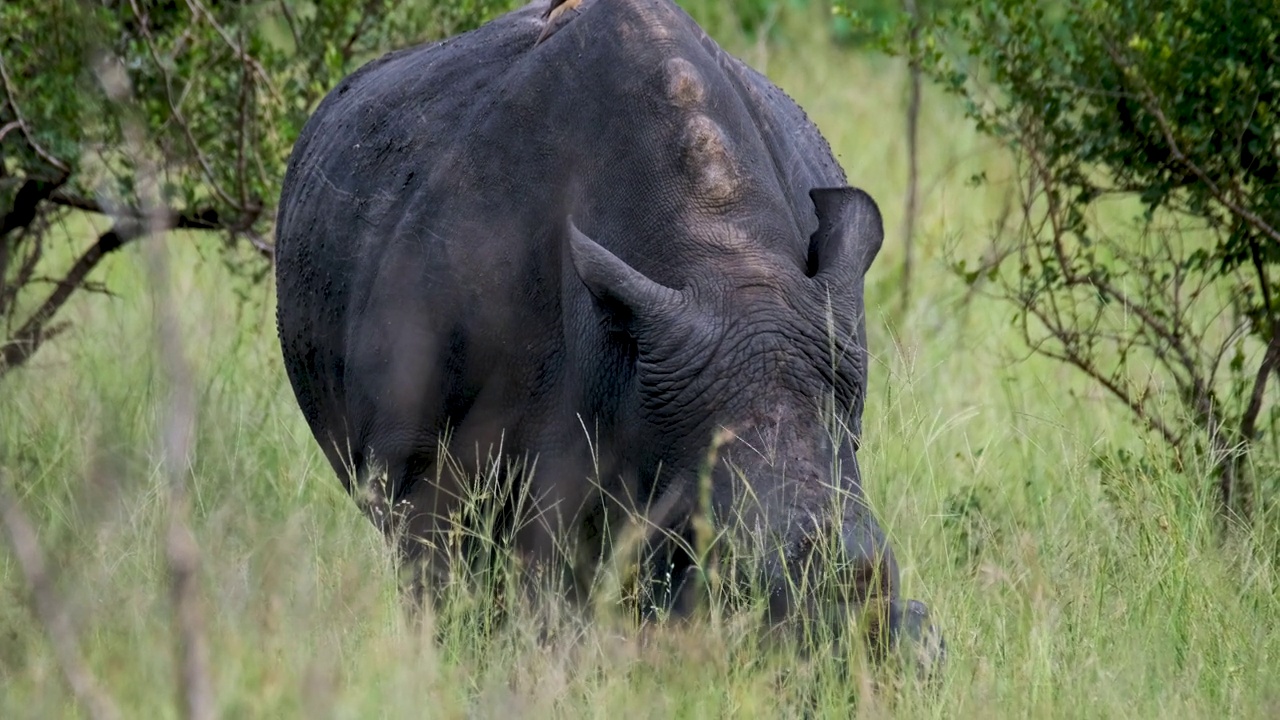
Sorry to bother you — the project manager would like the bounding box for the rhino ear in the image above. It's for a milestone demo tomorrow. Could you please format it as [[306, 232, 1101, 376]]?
[[567, 217, 683, 323], [806, 187, 884, 283]]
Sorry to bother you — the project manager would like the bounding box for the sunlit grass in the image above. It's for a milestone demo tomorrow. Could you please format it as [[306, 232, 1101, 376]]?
[[2, 3, 1278, 718]]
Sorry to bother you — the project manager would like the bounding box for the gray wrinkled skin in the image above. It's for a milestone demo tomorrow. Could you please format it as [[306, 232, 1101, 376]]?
[[274, 0, 943, 676]]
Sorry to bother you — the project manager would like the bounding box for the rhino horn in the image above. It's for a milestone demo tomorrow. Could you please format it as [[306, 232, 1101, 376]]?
[[567, 216, 684, 323]]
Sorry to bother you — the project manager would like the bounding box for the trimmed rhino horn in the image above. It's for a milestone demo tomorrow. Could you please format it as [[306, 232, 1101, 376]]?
[[807, 187, 884, 284], [567, 216, 683, 322]]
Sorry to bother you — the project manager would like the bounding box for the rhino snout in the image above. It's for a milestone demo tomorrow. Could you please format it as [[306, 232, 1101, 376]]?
[[889, 598, 947, 682]]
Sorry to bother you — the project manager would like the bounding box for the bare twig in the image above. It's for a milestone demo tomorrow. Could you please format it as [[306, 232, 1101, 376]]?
[[1023, 304, 1184, 451], [0, 209, 49, 316], [1016, 138, 1248, 508], [0, 119, 21, 143], [278, 0, 303, 48], [958, 9, 1273, 519], [900, 0, 922, 313], [0, 183, 266, 377], [1008, 136, 1201, 454], [242, 228, 276, 260], [1021, 128, 1208, 393], [47, 190, 249, 232], [94, 54, 216, 720], [0, 481, 121, 720], [235, 24, 252, 209]]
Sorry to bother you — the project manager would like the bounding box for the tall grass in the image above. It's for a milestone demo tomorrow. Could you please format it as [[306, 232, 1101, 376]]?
[[3, 3, 1278, 718]]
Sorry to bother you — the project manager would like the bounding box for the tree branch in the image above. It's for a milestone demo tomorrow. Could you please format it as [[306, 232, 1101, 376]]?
[[277, 0, 303, 48], [1240, 323, 1280, 445], [1102, 41, 1280, 247], [340, 0, 385, 66], [1, 221, 148, 375], [1, 181, 271, 376], [0, 51, 70, 173], [1, 174, 69, 238], [1024, 304, 1183, 451], [235, 26, 252, 209], [0, 119, 22, 143], [47, 190, 235, 232], [1021, 129, 1209, 399]]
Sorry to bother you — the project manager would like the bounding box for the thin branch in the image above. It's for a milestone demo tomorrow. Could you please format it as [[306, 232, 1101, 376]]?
[[1248, 234, 1275, 334], [241, 228, 276, 260], [0, 51, 70, 173], [1022, 131, 1207, 392], [24, 275, 117, 297], [1, 221, 147, 375], [1024, 305, 1183, 450], [183, 0, 281, 101], [1, 210, 51, 316], [900, 0, 922, 313], [235, 25, 252, 209], [1102, 41, 1280, 246], [278, 0, 303, 48], [339, 0, 385, 66], [0, 184, 269, 376], [0, 119, 21, 143], [126, 0, 242, 211], [0, 481, 121, 720], [1240, 324, 1280, 445], [1004, 144, 1195, 453], [48, 190, 257, 233]]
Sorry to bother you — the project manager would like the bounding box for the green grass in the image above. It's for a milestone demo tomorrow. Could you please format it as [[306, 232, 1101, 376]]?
[[3, 5, 1279, 718]]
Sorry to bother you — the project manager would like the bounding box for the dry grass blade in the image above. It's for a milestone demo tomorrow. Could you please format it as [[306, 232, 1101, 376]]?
[[0, 481, 121, 720], [92, 54, 216, 720], [166, 517, 214, 720]]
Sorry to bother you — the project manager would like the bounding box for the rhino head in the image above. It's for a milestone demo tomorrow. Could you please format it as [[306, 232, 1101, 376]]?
[[567, 186, 946, 676]]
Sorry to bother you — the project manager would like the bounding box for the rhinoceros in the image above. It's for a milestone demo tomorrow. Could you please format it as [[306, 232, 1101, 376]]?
[[274, 0, 942, 670]]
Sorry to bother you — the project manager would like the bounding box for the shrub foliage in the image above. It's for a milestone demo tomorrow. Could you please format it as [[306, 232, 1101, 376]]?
[[872, 0, 1280, 518], [0, 0, 516, 376]]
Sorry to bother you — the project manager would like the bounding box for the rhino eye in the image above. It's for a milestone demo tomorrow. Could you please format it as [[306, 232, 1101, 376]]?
[[615, 326, 640, 364]]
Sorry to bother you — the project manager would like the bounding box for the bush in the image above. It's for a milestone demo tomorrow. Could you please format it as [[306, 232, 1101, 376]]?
[[871, 0, 1280, 519], [0, 0, 516, 377]]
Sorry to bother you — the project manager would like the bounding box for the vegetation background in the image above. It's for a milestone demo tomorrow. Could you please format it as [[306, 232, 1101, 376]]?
[[2, 0, 1278, 718]]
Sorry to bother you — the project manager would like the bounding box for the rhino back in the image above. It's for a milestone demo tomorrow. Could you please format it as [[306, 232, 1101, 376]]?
[[274, 0, 852, 477]]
